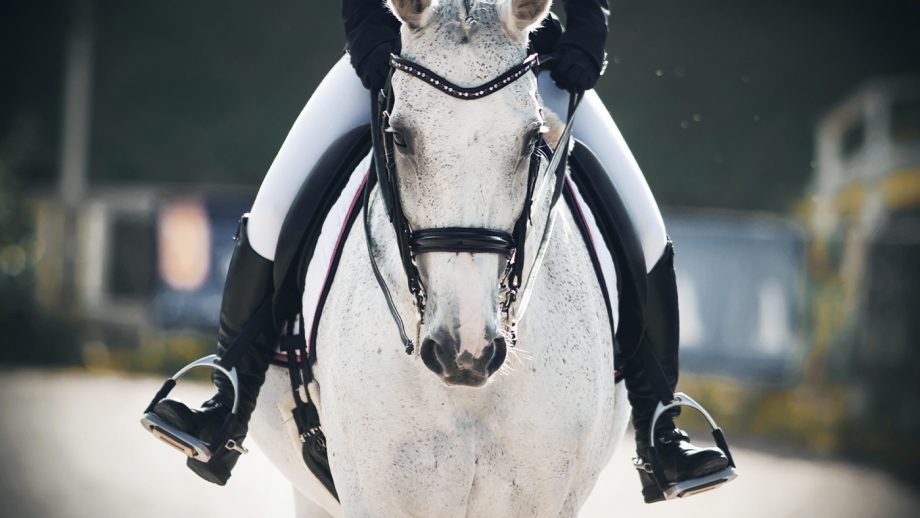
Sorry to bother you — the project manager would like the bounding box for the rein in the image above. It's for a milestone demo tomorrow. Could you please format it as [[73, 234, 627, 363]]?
[[366, 52, 581, 354]]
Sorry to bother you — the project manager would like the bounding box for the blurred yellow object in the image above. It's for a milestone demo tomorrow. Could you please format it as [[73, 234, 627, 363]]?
[[158, 199, 211, 291], [882, 168, 920, 210], [679, 375, 846, 455]]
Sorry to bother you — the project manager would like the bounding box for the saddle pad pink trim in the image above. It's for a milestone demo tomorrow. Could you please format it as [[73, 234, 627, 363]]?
[[566, 177, 620, 335], [273, 153, 372, 362]]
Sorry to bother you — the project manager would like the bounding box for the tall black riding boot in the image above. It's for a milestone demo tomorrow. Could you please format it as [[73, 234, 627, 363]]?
[[623, 241, 729, 503], [151, 215, 275, 485]]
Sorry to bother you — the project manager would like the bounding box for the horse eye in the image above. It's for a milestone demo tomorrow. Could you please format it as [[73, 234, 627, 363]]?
[[522, 129, 542, 155], [529, 131, 541, 147], [387, 127, 408, 149]]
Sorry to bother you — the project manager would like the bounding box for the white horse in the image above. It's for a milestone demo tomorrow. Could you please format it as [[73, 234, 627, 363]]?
[[250, 1, 630, 516]]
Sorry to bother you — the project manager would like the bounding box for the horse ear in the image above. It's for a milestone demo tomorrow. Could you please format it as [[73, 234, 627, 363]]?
[[387, 0, 435, 30], [499, 0, 552, 35]]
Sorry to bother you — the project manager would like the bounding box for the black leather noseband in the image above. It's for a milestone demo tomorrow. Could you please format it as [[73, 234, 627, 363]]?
[[410, 228, 516, 255], [367, 51, 580, 354]]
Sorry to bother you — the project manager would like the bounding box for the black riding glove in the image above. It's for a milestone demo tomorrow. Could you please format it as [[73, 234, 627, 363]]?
[[342, 0, 401, 90], [549, 0, 609, 92], [353, 39, 396, 91], [550, 44, 603, 92]]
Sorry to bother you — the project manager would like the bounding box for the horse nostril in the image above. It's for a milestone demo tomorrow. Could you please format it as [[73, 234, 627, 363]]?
[[479, 342, 496, 365], [420, 337, 444, 375], [485, 337, 507, 375], [421, 332, 507, 383], [421, 335, 458, 375]]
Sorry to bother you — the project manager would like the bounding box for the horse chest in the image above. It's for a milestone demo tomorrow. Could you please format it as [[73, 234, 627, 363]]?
[[314, 300, 616, 517], [316, 357, 603, 517], [305, 202, 623, 517]]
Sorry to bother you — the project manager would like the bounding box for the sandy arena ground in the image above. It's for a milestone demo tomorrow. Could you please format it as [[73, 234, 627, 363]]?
[[0, 369, 917, 518]]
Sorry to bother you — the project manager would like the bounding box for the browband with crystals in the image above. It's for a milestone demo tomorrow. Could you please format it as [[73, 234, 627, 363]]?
[[390, 53, 540, 100]]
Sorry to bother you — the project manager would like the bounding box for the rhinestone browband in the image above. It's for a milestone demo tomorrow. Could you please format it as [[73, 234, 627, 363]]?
[[389, 53, 539, 100]]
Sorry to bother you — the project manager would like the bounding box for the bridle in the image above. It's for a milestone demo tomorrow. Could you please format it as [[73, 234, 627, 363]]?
[[366, 51, 581, 355]]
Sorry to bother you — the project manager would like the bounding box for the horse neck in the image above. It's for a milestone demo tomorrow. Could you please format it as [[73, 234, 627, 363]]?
[[518, 156, 576, 299]]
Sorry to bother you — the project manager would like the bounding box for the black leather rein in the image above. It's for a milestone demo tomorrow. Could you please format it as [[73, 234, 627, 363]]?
[[367, 51, 580, 354]]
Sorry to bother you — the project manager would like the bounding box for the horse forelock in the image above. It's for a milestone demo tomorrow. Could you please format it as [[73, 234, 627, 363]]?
[[400, 1, 528, 88]]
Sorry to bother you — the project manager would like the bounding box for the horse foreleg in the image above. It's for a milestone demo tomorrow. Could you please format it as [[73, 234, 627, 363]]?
[[250, 365, 343, 518]]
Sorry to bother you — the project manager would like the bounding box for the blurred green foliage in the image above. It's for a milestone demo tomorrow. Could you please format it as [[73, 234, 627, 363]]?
[[81, 331, 213, 377], [0, 113, 79, 366]]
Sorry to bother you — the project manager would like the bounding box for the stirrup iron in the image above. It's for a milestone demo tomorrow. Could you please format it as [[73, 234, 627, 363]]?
[[140, 354, 245, 462], [643, 392, 738, 500]]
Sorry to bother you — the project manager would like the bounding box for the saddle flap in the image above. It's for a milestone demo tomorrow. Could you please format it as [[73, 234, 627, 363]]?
[[569, 140, 649, 358], [272, 125, 373, 330]]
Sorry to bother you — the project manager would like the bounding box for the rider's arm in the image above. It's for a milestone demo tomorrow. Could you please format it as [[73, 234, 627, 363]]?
[[543, 0, 609, 91], [558, 0, 609, 72], [341, 0, 400, 68]]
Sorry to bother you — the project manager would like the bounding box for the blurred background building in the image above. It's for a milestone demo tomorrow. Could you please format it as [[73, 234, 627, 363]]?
[[1, 1, 919, 517]]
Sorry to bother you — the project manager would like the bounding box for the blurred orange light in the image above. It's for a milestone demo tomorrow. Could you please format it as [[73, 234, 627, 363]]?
[[158, 199, 211, 291]]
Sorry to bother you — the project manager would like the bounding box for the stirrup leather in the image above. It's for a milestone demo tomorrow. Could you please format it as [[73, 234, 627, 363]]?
[[638, 392, 738, 500], [140, 354, 248, 462]]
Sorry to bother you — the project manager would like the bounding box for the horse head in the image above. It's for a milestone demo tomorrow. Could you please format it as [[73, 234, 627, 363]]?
[[386, 0, 552, 387]]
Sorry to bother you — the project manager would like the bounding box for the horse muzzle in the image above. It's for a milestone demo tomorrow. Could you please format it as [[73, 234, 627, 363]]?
[[420, 330, 508, 387]]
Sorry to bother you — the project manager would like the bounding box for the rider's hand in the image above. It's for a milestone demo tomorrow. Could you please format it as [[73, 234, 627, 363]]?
[[343, 0, 400, 91], [354, 40, 396, 91], [549, 44, 603, 92], [548, 0, 609, 92]]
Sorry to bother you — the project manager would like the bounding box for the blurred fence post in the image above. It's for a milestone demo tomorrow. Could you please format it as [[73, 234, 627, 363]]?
[[58, 0, 94, 308]]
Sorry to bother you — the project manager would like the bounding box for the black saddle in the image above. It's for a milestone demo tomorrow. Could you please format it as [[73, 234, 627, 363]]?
[[272, 124, 373, 334], [568, 141, 650, 360]]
